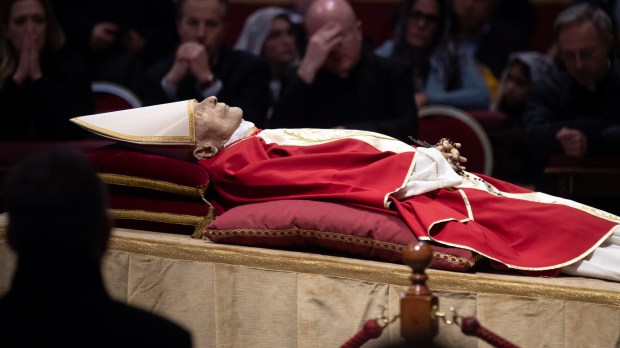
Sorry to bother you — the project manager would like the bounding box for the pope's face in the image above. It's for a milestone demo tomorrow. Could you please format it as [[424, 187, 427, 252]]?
[[193, 96, 243, 159], [211, 100, 243, 128]]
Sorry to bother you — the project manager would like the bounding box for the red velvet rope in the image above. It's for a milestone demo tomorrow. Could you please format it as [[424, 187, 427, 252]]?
[[342, 315, 520, 348], [461, 317, 520, 348], [340, 319, 384, 348]]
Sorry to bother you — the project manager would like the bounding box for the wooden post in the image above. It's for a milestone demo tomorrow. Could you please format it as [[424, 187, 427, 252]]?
[[400, 241, 438, 345]]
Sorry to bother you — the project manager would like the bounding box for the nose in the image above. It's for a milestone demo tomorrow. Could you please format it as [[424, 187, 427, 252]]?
[[574, 55, 584, 71], [25, 20, 35, 33], [417, 18, 429, 29], [283, 33, 295, 46], [196, 23, 207, 41]]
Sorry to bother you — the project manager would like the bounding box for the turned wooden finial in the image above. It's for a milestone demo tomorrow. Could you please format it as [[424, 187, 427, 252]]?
[[403, 241, 433, 292], [400, 241, 438, 344]]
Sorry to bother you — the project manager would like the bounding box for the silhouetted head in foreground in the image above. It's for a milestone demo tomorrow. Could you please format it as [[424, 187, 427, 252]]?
[[4, 148, 110, 262]]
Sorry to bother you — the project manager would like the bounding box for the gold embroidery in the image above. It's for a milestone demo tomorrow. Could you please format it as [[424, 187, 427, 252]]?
[[282, 129, 396, 143], [71, 100, 196, 143], [578, 205, 620, 222], [109, 209, 213, 237], [3, 225, 620, 306], [205, 228, 477, 268], [416, 150, 440, 177], [71, 118, 195, 143], [99, 173, 207, 200], [188, 99, 196, 141], [110, 209, 205, 225]]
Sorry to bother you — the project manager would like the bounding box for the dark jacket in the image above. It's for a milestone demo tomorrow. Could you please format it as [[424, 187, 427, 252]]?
[[270, 48, 418, 142], [0, 253, 192, 347], [522, 57, 620, 159], [0, 46, 94, 140]]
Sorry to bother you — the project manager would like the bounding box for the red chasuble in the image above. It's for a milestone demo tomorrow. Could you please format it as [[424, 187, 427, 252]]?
[[199, 129, 620, 272]]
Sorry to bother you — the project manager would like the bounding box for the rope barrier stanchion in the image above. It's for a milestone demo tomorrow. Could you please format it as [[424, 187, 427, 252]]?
[[340, 241, 520, 347], [339, 319, 385, 348], [460, 316, 520, 348], [340, 308, 399, 348]]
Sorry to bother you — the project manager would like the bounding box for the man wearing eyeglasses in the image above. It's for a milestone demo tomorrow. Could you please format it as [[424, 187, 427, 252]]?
[[521, 3, 620, 190], [270, 0, 418, 143]]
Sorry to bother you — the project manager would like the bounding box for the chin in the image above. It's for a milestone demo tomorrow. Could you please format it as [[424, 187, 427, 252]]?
[[327, 62, 354, 77]]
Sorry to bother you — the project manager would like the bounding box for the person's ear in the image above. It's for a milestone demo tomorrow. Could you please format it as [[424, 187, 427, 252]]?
[[354, 20, 362, 37], [193, 144, 218, 160]]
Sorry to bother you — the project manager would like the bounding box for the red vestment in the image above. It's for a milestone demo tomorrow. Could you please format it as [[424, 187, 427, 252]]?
[[199, 131, 619, 271]]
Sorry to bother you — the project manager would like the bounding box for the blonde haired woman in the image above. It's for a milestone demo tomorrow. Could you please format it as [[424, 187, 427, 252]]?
[[0, 0, 93, 140]]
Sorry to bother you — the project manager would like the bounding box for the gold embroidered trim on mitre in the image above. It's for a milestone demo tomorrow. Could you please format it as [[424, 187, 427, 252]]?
[[187, 99, 196, 141], [70, 100, 197, 144], [204, 228, 478, 268], [99, 173, 206, 199]]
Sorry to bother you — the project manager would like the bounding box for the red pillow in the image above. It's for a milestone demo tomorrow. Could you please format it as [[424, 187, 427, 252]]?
[[85, 146, 220, 236], [204, 200, 479, 272], [86, 145, 211, 200]]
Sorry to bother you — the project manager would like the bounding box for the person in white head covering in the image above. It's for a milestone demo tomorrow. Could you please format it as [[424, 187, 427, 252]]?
[[492, 51, 556, 122], [490, 51, 556, 186], [235, 7, 299, 113]]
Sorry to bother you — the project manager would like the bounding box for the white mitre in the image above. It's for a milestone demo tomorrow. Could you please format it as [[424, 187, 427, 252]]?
[[70, 97, 245, 160]]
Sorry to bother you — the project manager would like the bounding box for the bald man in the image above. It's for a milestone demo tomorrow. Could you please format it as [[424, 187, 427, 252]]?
[[270, 0, 418, 143]]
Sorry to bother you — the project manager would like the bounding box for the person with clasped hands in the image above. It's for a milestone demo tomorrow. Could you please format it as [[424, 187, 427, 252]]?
[[521, 3, 620, 189], [0, 0, 93, 140], [142, 0, 271, 127]]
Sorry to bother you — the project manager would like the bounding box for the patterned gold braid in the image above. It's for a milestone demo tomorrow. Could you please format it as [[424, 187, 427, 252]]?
[[109, 209, 214, 237], [70, 118, 195, 143], [99, 173, 207, 200], [70, 99, 197, 143], [205, 228, 479, 268], [282, 129, 396, 143]]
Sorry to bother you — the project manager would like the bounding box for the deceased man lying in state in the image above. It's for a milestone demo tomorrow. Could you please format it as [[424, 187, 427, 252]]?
[[72, 96, 620, 282]]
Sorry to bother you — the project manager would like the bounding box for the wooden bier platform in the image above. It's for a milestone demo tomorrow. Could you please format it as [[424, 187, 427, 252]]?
[[2, 214, 620, 347]]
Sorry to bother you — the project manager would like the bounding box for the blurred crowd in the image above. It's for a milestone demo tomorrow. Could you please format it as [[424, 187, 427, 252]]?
[[1, 0, 620, 193]]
